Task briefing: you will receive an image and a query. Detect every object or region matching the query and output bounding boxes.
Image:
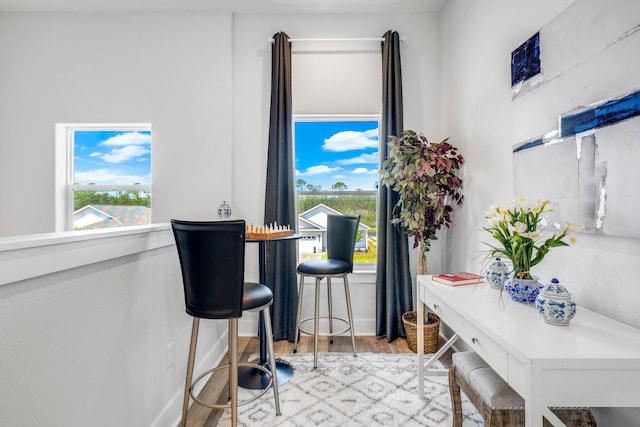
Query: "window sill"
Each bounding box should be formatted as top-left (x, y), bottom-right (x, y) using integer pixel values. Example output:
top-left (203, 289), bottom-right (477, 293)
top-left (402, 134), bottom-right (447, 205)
top-left (0, 223), bottom-right (173, 286)
top-left (349, 267), bottom-right (376, 284)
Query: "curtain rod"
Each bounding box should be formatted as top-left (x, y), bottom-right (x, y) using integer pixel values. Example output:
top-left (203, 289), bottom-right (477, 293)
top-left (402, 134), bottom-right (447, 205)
top-left (268, 36), bottom-right (405, 44)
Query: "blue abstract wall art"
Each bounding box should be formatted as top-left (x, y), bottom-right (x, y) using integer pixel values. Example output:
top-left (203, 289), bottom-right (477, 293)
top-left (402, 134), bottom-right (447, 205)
top-left (560, 89), bottom-right (640, 138)
top-left (511, 0), bottom-right (640, 240)
top-left (511, 32), bottom-right (540, 87)
top-left (513, 130), bottom-right (563, 154)
top-left (513, 86), bottom-right (640, 238)
top-left (513, 137), bottom-right (544, 153)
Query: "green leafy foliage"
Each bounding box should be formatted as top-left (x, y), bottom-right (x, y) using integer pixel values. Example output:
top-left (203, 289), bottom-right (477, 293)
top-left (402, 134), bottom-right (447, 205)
top-left (74, 190), bottom-right (151, 211)
top-left (380, 130), bottom-right (464, 252)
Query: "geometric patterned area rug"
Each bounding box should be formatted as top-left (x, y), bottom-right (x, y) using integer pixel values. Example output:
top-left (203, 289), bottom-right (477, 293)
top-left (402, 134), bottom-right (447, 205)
top-left (217, 352), bottom-right (483, 426)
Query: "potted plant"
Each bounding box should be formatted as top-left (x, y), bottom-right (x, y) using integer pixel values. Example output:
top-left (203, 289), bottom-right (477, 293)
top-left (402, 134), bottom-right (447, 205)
top-left (482, 196), bottom-right (582, 302)
top-left (380, 130), bottom-right (465, 353)
top-left (380, 130), bottom-right (465, 275)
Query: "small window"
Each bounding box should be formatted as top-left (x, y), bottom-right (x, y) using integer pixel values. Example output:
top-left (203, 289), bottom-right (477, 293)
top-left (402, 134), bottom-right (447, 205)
top-left (55, 124), bottom-right (152, 231)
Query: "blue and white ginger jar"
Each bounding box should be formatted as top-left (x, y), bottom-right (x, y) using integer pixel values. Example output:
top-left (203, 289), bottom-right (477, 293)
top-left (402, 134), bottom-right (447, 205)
top-left (504, 276), bottom-right (543, 303)
top-left (535, 278), bottom-right (576, 326)
top-left (485, 257), bottom-right (509, 290)
top-left (217, 201), bottom-right (232, 218)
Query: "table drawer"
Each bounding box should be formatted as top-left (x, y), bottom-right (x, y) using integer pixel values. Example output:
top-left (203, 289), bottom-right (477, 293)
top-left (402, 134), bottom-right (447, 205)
top-left (424, 285), bottom-right (509, 379)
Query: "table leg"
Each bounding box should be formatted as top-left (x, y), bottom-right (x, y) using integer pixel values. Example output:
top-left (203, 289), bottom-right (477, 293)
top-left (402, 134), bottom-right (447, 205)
top-left (418, 288), bottom-right (424, 399)
top-left (238, 240), bottom-right (294, 390)
top-left (418, 282), bottom-right (459, 399)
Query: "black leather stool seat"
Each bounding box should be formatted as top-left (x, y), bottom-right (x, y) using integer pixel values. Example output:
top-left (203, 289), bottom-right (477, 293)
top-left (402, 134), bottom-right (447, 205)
top-left (297, 259), bottom-right (351, 275)
top-left (243, 282), bottom-right (274, 311)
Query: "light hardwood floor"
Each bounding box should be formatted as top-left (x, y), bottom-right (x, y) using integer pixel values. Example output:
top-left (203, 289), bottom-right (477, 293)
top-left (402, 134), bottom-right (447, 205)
top-left (183, 335), bottom-right (415, 426)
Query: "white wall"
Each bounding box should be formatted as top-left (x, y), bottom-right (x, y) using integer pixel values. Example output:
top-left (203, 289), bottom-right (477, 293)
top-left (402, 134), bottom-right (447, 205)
top-left (440, 0), bottom-right (640, 424)
top-left (0, 11), bottom-right (234, 237)
top-left (0, 11), bottom-right (235, 427)
top-left (0, 227), bottom-right (228, 427)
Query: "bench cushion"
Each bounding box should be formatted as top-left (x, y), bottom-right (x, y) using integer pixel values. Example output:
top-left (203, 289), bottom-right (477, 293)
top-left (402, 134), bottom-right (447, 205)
top-left (450, 351), bottom-right (597, 427)
top-left (452, 351), bottom-right (525, 409)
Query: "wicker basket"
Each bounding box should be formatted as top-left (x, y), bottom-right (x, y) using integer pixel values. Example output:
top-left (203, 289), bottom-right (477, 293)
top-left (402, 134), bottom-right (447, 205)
top-left (402, 311), bottom-right (440, 354)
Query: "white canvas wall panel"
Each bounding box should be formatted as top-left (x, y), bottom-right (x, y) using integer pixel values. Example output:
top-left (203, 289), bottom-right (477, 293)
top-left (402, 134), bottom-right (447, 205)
top-left (576, 134), bottom-right (606, 232)
top-left (592, 0), bottom-right (640, 48)
top-left (539, 0), bottom-right (598, 82)
top-left (513, 139), bottom-right (580, 223)
top-left (540, 0), bottom-right (640, 85)
top-left (591, 118), bottom-right (640, 238)
top-left (539, 17), bottom-right (579, 83)
top-left (542, 0), bottom-right (640, 84)
top-left (577, 28), bottom-right (640, 106)
top-left (512, 68), bottom-right (577, 143)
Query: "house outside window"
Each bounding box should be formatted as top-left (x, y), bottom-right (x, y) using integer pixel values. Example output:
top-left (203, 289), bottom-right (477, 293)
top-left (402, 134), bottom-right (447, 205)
top-left (294, 116), bottom-right (379, 267)
top-left (55, 123), bottom-right (152, 232)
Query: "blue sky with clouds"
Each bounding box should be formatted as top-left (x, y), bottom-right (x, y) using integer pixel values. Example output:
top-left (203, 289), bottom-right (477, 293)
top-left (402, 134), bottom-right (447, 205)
top-left (73, 130), bottom-right (151, 185)
top-left (295, 120), bottom-right (379, 191)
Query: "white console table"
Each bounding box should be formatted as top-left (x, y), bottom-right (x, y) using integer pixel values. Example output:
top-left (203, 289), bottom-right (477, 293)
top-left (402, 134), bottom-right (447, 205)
top-left (416, 275), bottom-right (640, 427)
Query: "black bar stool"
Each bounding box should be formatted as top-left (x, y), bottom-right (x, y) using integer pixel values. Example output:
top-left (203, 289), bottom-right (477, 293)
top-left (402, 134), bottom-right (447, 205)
top-left (171, 219), bottom-right (280, 427)
top-left (294, 214), bottom-right (359, 368)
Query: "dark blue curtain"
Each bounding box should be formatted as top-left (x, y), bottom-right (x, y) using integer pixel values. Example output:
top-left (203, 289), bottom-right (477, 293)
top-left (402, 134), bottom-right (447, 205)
top-left (264, 32), bottom-right (298, 341)
top-left (376, 30), bottom-right (413, 342)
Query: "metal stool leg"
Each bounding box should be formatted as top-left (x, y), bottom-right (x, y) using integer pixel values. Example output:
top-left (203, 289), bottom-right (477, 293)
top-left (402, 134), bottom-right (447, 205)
top-left (343, 276), bottom-right (357, 357)
top-left (327, 277), bottom-right (334, 344)
top-left (293, 274), bottom-right (305, 353)
top-left (181, 318), bottom-right (200, 427)
top-left (262, 307), bottom-right (281, 415)
top-left (229, 318), bottom-right (238, 427)
top-left (313, 276), bottom-right (321, 369)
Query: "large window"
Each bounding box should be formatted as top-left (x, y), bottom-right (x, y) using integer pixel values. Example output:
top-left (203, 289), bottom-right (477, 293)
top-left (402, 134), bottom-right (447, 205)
top-left (55, 123), bottom-right (152, 231)
top-left (294, 116), bottom-right (379, 267)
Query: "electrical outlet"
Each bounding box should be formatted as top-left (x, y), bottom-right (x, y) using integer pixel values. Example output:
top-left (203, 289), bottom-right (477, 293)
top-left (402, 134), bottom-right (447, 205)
top-left (166, 341), bottom-right (175, 369)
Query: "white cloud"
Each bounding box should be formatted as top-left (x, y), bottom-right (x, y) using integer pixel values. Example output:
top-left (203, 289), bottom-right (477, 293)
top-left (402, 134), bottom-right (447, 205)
top-left (102, 145), bottom-right (151, 163)
top-left (352, 167), bottom-right (378, 175)
top-left (74, 169), bottom-right (150, 185)
top-left (89, 152), bottom-right (102, 157)
top-left (298, 165), bottom-right (342, 176)
top-left (322, 128), bottom-right (378, 152)
top-left (100, 131), bottom-right (151, 147)
top-left (337, 152), bottom-right (379, 165)
top-left (362, 128), bottom-right (378, 138)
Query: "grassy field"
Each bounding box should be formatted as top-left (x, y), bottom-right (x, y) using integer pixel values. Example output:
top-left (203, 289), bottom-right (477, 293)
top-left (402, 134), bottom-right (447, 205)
top-left (354, 236), bottom-right (377, 263)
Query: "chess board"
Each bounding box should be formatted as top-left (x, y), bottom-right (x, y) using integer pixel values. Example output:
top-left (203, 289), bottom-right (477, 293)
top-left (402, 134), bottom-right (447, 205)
top-left (245, 224), bottom-right (294, 240)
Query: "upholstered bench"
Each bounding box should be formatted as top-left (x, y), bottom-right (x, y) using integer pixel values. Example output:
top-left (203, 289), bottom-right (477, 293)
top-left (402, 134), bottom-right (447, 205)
top-left (449, 351), bottom-right (597, 427)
